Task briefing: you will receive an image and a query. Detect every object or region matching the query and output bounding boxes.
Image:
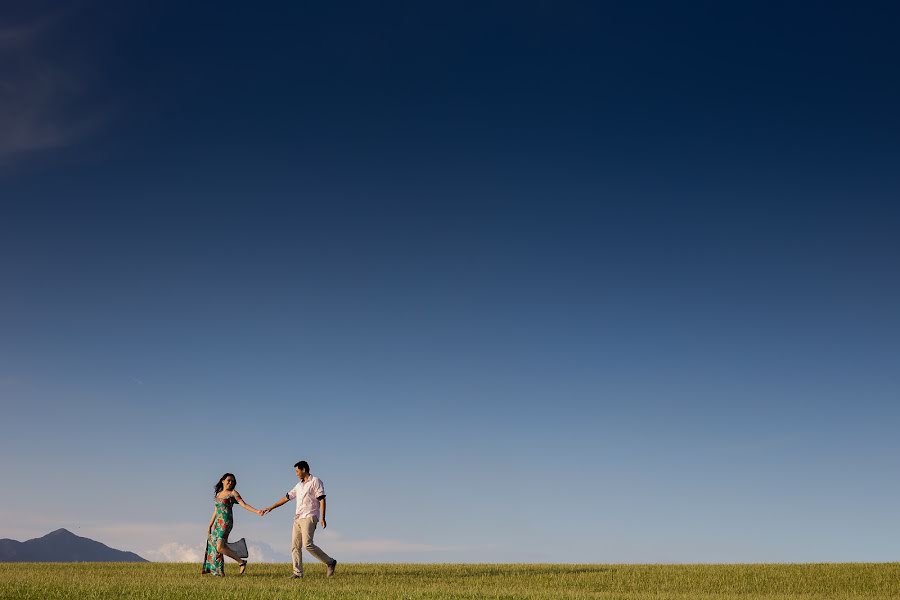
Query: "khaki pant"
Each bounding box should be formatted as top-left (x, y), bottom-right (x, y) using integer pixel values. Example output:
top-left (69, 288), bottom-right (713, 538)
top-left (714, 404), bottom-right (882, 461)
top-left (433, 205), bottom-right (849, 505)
top-left (291, 517), bottom-right (334, 576)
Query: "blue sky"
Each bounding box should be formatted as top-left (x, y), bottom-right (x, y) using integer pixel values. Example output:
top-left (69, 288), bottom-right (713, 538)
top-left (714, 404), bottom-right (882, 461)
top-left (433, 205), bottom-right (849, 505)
top-left (1, 1), bottom-right (899, 563)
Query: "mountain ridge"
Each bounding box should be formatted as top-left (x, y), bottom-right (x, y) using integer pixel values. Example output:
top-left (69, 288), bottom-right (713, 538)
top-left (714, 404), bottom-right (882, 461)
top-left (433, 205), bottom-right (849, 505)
top-left (0, 528), bottom-right (147, 562)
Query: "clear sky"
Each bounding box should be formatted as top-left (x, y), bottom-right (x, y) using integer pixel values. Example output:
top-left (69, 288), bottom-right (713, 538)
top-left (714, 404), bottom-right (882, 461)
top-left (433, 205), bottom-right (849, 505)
top-left (1, 1), bottom-right (899, 563)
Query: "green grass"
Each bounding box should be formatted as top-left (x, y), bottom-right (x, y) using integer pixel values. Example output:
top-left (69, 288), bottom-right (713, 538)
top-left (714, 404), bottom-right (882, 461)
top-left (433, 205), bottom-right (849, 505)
top-left (1, 562), bottom-right (898, 599)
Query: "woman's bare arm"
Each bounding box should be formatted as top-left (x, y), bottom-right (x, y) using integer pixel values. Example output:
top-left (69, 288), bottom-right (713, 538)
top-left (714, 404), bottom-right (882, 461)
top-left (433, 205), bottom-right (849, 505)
top-left (233, 491), bottom-right (264, 515)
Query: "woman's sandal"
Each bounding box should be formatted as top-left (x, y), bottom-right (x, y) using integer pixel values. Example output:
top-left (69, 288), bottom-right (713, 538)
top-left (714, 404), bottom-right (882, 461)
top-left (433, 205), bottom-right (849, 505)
top-left (239, 559), bottom-right (248, 575)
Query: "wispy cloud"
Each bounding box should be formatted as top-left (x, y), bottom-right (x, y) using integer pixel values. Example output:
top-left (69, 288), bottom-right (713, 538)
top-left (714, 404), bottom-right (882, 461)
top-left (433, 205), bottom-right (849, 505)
top-left (144, 542), bottom-right (203, 563)
top-left (0, 512), bottom-right (466, 563)
top-left (143, 540), bottom-right (290, 563)
top-left (140, 534), bottom-right (455, 563)
top-left (0, 20), bottom-right (44, 49)
top-left (326, 531), bottom-right (460, 555)
top-left (247, 541), bottom-right (291, 563)
top-left (0, 10), bottom-right (105, 164)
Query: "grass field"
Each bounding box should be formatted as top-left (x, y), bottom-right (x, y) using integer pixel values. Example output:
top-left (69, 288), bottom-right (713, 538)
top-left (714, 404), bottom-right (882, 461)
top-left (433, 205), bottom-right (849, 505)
top-left (1, 562), bottom-right (898, 599)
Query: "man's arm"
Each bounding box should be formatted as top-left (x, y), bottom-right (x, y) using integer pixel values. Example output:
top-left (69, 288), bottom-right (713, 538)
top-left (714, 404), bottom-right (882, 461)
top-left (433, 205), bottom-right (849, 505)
top-left (319, 497), bottom-right (327, 528)
top-left (263, 496), bottom-right (290, 515)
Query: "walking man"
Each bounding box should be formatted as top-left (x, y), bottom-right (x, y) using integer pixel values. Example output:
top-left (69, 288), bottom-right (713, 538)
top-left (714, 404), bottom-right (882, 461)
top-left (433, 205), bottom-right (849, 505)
top-left (262, 460), bottom-right (337, 578)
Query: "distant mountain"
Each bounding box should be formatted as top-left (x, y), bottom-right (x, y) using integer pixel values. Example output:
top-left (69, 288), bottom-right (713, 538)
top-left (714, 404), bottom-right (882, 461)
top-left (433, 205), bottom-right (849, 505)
top-left (0, 529), bottom-right (147, 562)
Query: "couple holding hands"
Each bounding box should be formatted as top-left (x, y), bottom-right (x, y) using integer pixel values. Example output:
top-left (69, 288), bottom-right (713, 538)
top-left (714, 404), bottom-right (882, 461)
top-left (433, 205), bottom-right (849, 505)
top-left (202, 460), bottom-right (337, 578)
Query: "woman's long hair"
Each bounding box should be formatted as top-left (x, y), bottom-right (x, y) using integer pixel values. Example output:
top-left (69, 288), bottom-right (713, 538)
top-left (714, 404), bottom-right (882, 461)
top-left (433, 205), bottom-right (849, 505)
top-left (214, 473), bottom-right (236, 496)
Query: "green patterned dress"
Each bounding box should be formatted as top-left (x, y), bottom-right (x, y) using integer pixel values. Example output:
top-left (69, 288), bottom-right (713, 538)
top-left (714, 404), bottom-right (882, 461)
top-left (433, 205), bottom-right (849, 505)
top-left (202, 495), bottom-right (235, 575)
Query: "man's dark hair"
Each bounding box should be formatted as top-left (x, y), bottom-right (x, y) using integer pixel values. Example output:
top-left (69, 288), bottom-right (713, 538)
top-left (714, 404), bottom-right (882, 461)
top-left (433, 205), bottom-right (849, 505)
top-left (294, 460), bottom-right (310, 472)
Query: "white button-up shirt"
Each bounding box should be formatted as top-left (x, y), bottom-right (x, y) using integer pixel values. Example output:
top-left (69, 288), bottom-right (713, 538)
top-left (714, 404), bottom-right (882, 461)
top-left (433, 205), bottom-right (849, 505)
top-left (286, 476), bottom-right (326, 520)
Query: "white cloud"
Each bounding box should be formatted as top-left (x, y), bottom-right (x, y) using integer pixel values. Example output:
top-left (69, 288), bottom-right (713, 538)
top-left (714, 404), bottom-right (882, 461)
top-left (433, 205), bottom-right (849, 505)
top-left (247, 541), bottom-right (291, 563)
top-left (142, 540), bottom-right (289, 563)
top-left (138, 531), bottom-right (460, 563)
top-left (0, 512), bottom-right (464, 563)
top-left (144, 542), bottom-right (203, 563)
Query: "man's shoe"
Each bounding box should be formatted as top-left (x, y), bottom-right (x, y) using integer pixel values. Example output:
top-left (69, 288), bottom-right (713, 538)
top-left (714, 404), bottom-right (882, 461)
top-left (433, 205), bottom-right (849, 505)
top-left (290, 574), bottom-right (303, 579)
top-left (326, 560), bottom-right (337, 577)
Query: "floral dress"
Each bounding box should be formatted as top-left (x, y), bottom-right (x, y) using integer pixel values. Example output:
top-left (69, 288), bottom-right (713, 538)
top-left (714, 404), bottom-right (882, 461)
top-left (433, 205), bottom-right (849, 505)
top-left (202, 495), bottom-right (235, 575)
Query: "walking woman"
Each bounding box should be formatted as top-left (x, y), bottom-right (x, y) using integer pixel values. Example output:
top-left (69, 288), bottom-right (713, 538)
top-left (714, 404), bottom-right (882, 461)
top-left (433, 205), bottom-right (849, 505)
top-left (202, 473), bottom-right (264, 576)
